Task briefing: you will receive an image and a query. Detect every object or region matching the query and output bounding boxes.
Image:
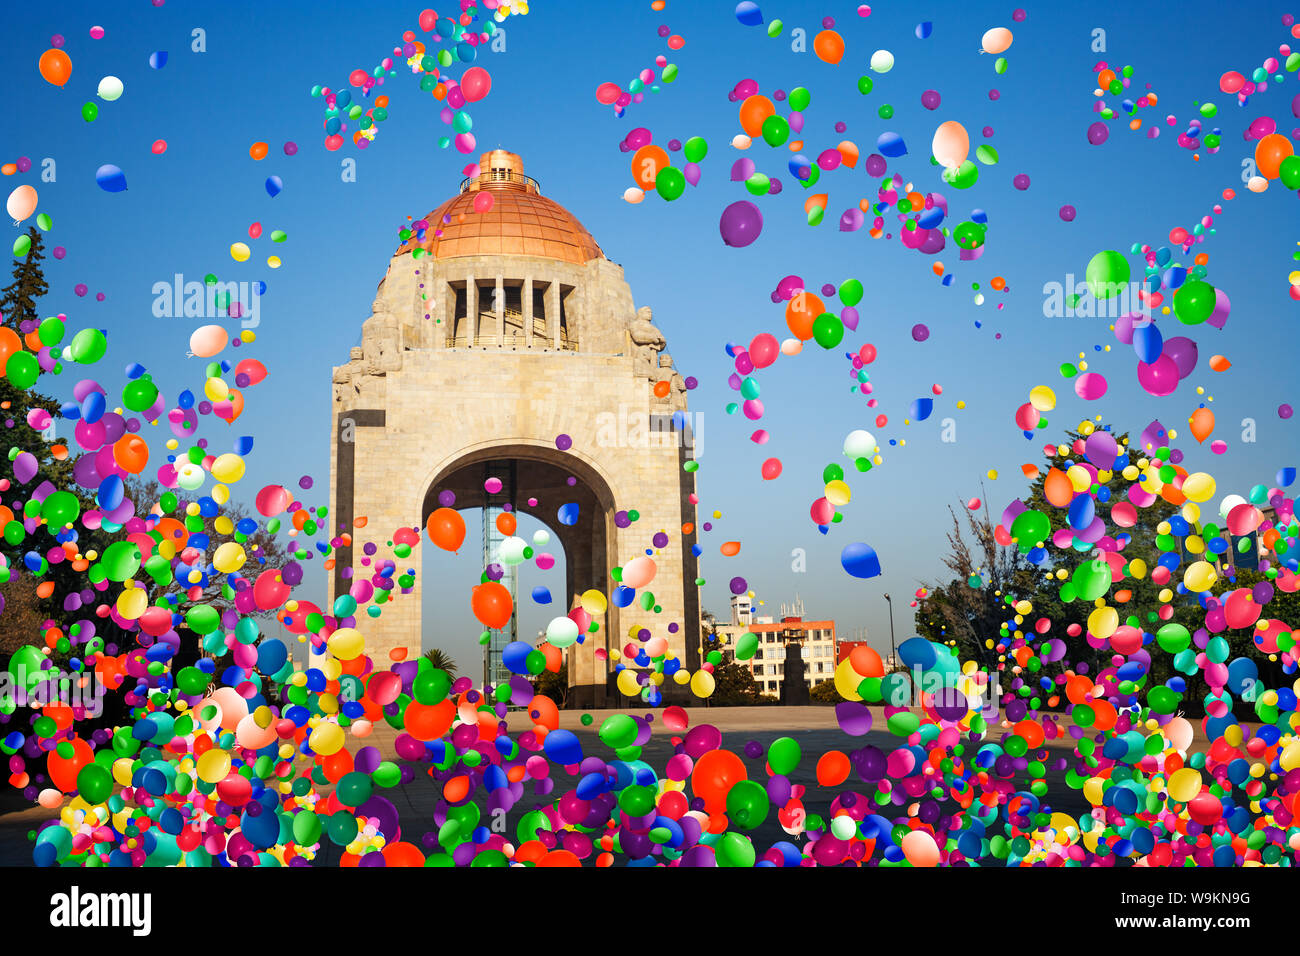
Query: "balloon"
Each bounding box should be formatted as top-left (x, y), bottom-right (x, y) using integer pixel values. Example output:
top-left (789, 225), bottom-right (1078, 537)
top-left (841, 542), bottom-right (882, 578)
top-left (735, 1), bottom-right (763, 26)
top-left (1189, 407), bottom-right (1215, 443)
top-left (738, 95), bottom-right (775, 137)
top-left (1254, 133), bottom-right (1293, 180)
top-left (1172, 280), bottom-right (1216, 325)
top-left (719, 201), bottom-right (763, 247)
top-left (460, 66), bottom-right (491, 102)
top-left (6, 185), bottom-right (37, 223)
top-left (1163, 336), bottom-right (1198, 378)
top-left (981, 27), bottom-right (1013, 54)
top-left (761, 457), bottom-right (782, 480)
top-left (427, 507), bottom-right (466, 552)
top-left (655, 165), bottom-right (686, 201)
top-left (1137, 354), bottom-right (1180, 396)
top-left (95, 165), bottom-right (127, 192)
top-left (931, 121), bottom-right (970, 168)
top-left (471, 582), bottom-right (513, 630)
top-left (265, 176), bottom-right (283, 197)
top-left (96, 76), bottom-right (124, 101)
top-left (1085, 250), bottom-right (1129, 299)
top-left (38, 48), bottom-right (72, 87)
top-left (813, 30), bottom-right (844, 64)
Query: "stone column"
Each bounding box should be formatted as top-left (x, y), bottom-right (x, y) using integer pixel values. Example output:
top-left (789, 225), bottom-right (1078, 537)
top-left (523, 275), bottom-right (534, 349)
top-left (473, 273), bottom-right (483, 348)
top-left (495, 274), bottom-right (504, 347)
top-left (431, 279), bottom-right (445, 348)
top-left (549, 281), bottom-right (561, 350)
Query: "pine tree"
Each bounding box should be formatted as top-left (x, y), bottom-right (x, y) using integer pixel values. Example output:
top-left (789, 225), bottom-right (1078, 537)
top-left (0, 226), bottom-right (73, 491)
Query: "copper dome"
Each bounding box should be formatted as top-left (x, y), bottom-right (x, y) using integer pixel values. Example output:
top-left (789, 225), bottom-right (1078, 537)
top-left (398, 151), bottom-right (605, 265)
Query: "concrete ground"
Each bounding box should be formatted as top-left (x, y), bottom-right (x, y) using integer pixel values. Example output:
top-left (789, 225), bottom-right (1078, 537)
top-left (1, 703), bottom-right (1202, 866)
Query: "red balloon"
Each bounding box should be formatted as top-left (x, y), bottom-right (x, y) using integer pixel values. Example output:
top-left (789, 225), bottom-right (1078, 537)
top-left (690, 748), bottom-right (747, 814)
top-left (418, 8), bottom-right (438, 31)
top-left (460, 66), bottom-right (492, 103)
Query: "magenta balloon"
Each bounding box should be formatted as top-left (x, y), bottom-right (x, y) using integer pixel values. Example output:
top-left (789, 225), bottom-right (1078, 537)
top-left (1293, 92), bottom-right (1300, 118)
top-left (1074, 372), bottom-right (1108, 400)
top-left (1136, 353), bottom-right (1180, 396)
top-left (918, 228), bottom-right (946, 255)
top-left (719, 201), bottom-right (763, 247)
top-left (776, 275), bottom-right (803, 300)
top-left (734, 78), bottom-right (759, 99)
top-left (899, 224), bottom-right (928, 249)
top-left (625, 127), bottom-right (652, 149)
top-left (1163, 336), bottom-right (1199, 378)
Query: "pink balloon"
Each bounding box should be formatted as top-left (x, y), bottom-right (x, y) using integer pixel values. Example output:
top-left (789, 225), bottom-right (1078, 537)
top-left (810, 497), bottom-right (835, 525)
top-left (749, 333), bottom-right (779, 368)
top-left (1073, 372), bottom-right (1108, 400)
top-left (1136, 354), bottom-right (1179, 396)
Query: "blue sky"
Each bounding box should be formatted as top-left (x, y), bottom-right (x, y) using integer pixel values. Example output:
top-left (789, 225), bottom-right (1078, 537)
top-left (4, 1), bottom-right (1298, 674)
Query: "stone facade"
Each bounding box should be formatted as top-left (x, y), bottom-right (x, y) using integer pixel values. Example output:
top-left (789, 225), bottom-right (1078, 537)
top-left (325, 162), bottom-right (700, 707)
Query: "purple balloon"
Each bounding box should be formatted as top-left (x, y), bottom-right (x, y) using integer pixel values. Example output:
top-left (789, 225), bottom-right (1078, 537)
top-left (841, 307), bottom-right (860, 331)
top-left (839, 207), bottom-right (864, 232)
top-left (719, 201), bottom-right (763, 247)
top-left (1087, 122), bottom-right (1109, 145)
top-left (921, 89), bottom-right (941, 110)
top-left (864, 153), bottom-right (887, 177)
top-left (1163, 336), bottom-right (1199, 378)
top-left (683, 162), bottom-right (701, 186)
top-left (1113, 311), bottom-right (1140, 345)
top-left (730, 157), bottom-right (755, 182)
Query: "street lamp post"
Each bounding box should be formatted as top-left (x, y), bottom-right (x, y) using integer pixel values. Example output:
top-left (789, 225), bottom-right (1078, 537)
top-left (883, 593), bottom-right (896, 671)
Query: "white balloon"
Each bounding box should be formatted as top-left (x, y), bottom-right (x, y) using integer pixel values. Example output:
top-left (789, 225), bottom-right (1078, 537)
top-left (498, 535), bottom-right (527, 566)
top-left (843, 429), bottom-right (878, 460)
top-left (869, 49), bottom-right (895, 73)
top-left (532, 528), bottom-right (550, 547)
top-left (545, 616), bottom-right (580, 649)
top-left (780, 337), bottom-right (803, 356)
top-left (97, 75), bottom-right (124, 102)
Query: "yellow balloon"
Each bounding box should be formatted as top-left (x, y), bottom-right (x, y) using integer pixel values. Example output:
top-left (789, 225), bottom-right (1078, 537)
top-left (1167, 766), bottom-right (1202, 803)
top-left (1029, 385), bottom-right (1056, 412)
top-left (230, 242), bottom-right (251, 262)
top-left (327, 627), bottom-right (365, 661)
top-left (1181, 472), bottom-right (1216, 503)
top-left (308, 721), bottom-right (345, 756)
top-left (115, 588), bottom-right (148, 620)
top-left (580, 589), bottom-right (608, 616)
top-left (1082, 776), bottom-right (1105, 806)
top-left (1066, 465), bottom-right (1092, 492)
top-left (1183, 561), bottom-right (1218, 593)
top-left (210, 453), bottom-right (246, 484)
top-left (112, 757), bottom-right (135, 787)
top-left (689, 669), bottom-right (716, 699)
top-left (1087, 605), bottom-right (1118, 640)
top-left (833, 657), bottom-right (865, 701)
top-left (196, 748), bottom-right (231, 784)
top-left (204, 376), bottom-right (229, 402)
top-left (1128, 558), bottom-right (1148, 579)
top-left (616, 668), bottom-right (642, 696)
top-left (212, 542), bottom-right (246, 574)
top-left (673, 669), bottom-right (690, 685)
top-left (824, 479), bottom-right (852, 506)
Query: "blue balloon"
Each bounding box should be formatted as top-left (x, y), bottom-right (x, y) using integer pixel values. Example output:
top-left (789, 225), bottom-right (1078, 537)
top-left (265, 176), bottom-right (283, 197)
top-left (1067, 493), bottom-right (1096, 531)
top-left (234, 436), bottom-right (254, 455)
top-left (1277, 467), bottom-right (1296, 487)
top-left (542, 729), bottom-right (583, 766)
top-left (735, 1), bottom-right (763, 26)
top-left (897, 637), bottom-right (937, 671)
top-left (531, 585), bottom-right (552, 605)
top-left (557, 502), bottom-right (579, 526)
top-left (909, 397), bottom-right (934, 421)
top-left (149, 51), bottom-right (168, 69)
top-left (876, 132), bottom-right (907, 158)
top-left (502, 640), bottom-right (533, 674)
top-left (256, 639), bottom-right (288, 675)
top-left (80, 390), bottom-right (106, 424)
top-left (840, 541), bottom-right (881, 578)
top-left (97, 474), bottom-right (125, 511)
top-left (612, 585), bottom-right (635, 607)
top-left (1132, 322), bottom-right (1163, 364)
top-left (915, 21), bottom-right (933, 39)
top-left (95, 164), bottom-right (128, 192)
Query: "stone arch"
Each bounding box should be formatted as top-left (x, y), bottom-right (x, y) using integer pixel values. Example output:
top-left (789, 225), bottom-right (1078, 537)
top-left (416, 440), bottom-right (624, 707)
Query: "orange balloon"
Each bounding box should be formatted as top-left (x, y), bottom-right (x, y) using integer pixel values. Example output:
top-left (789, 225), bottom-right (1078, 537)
top-left (848, 644), bottom-right (884, 678)
top-left (737, 94), bottom-right (775, 137)
top-left (690, 748), bottom-right (747, 814)
top-left (1254, 133), bottom-right (1293, 180)
top-left (38, 48), bottom-right (73, 87)
top-left (404, 698), bottom-right (455, 741)
top-left (249, 142), bottom-right (269, 160)
top-left (537, 849), bottom-right (582, 867)
top-left (0, 328), bottom-right (21, 373)
top-left (785, 291), bottom-right (824, 341)
top-left (1208, 354), bottom-right (1231, 372)
top-left (1043, 467), bottom-right (1074, 508)
top-left (813, 29), bottom-right (845, 64)
top-left (471, 581), bottom-right (513, 629)
top-left (113, 435), bottom-right (150, 474)
top-left (816, 750), bottom-right (850, 787)
top-left (1189, 407), bottom-right (1215, 444)
top-left (322, 749), bottom-right (354, 782)
top-left (495, 511), bottom-right (516, 536)
top-left (527, 694), bottom-right (559, 731)
top-left (443, 774), bottom-right (471, 802)
top-left (381, 841), bottom-right (426, 867)
top-left (719, 540), bottom-right (741, 556)
top-left (47, 736), bottom-right (94, 793)
top-left (653, 380), bottom-right (671, 398)
top-left (427, 506), bottom-right (466, 551)
top-left (631, 144), bottom-right (670, 189)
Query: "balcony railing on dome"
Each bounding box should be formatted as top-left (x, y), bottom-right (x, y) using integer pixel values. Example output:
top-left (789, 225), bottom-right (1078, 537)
top-left (458, 169), bottom-right (541, 193)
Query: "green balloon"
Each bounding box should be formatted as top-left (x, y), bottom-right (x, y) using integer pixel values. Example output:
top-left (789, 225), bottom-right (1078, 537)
top-left (413, 667), bottom-right (451, 705)
top-left (12, 235), bottom-right (31, 258)
top-left (5, 351), bottom-right (39, 389)
top-left (857, 75), bottom-right (874, 95)
top-left (1172, 279), bottom-right (1215, 325)
top-left (619, 783), bottom-right (657, 816)
top-left (716, 831), bottom-right (756, 867)
top-left (655, 165), bottom-right (686, 201)
top-left (683, 136), bottom-right (708, 163)
top-left (975, 144), bottom-right (999, 165)
top-left (744, 173), bottom-right (771, 196)
top-left (470, 848), bottom-right (509, 866)
top-left (954, 221), bottom-right (986, 249)
top-left (725, 779), bottom-right (770, 830)
top-left (77, 763), bottom-right (113, 804)
top-left (122, 378), bottom-right (159, 412)
top-left (941, 159), bottom-right (979, 189)
top-left (734, 632), bottom-right (758, 660)
top-left (292, 810), bottom-right (322, 846)
top-left (812, 313), bottom-right (844, 349)
top-left (69, 327), bottom-right (108, 364)
top-left (767, 736), bottom-right (802, 775)
top-left (1085, 250), bottom-right (1130, 300)
top-left (37, 316), bottom-right (64, 346)
top-left (799, 162), bottom-right (820, 189)
top-left (185, 602), bottom-right (220, 635)
top-left (1156, 622), bottom-right (1191, 654)
top-left (82, 102), bottom-right (98, 122)
top-left (599, 713), bottom-right (639, 750)
top-left (525, 649), bottom-right (546, 674)
top-left (41, 491), bottom-right (80, 528)
top-left (325, 811), bottom-right (359, 845)
top-left (760, 114), bottom-right (789, 147)
top-left (101, 541), bottom-right (142, 582)
top-left (336, 771), bottom-right (373, 808)
top-left (838, 278), bottom-right (863, 307)
top-left (788, 87), bottom-right (811, 112)
top-left (1009, 510), bottom-right (1050, 550)
top-left (1071, 558), bottom-right (1112, 601)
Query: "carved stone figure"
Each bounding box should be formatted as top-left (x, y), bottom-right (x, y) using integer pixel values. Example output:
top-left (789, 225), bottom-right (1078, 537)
top-left (628, 305), bottom-right (666, 380)
top-left (360, 300), bottom-right (403, 375)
